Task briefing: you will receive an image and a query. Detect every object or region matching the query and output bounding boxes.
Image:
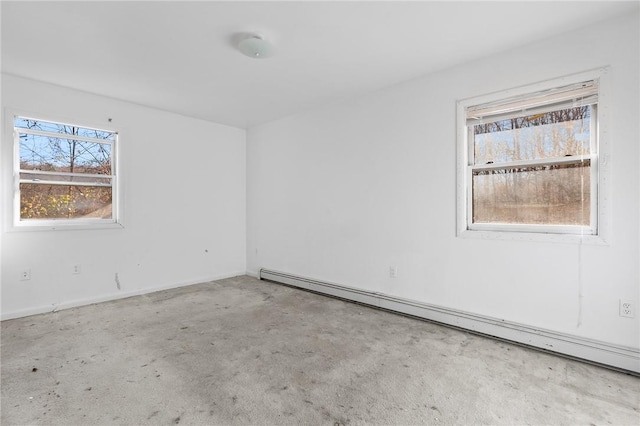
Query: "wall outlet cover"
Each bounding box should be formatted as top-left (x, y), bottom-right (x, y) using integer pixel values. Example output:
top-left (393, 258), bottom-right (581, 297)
top-left (620, 300), bottom-right (634, 318)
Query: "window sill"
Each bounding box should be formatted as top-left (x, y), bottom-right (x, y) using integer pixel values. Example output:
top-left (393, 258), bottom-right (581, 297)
top-left (458, 228), bottom-right (608, 245)
top-left (8, 221), bottom-right (125, 232)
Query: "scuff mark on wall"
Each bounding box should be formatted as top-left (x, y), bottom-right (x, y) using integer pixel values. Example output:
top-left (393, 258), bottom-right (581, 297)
top-left (115, 273), bottom-right (121, 290)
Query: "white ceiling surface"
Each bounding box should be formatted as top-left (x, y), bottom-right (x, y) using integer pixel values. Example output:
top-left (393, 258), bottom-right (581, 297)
top-left (2, 1), bottom-right (638, 129)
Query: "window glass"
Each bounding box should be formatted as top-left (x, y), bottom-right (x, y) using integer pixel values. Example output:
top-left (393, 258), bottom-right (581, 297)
top-left (473, 107), bottom-right (591, 164)
top-left (472, 160), bottom-right (590, 225)
top-left (14, 116), bottom-right (117, 225)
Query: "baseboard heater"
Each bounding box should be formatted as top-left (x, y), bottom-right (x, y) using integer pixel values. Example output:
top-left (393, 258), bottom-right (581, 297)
top-left (259, 268), bottom-right (639, 375)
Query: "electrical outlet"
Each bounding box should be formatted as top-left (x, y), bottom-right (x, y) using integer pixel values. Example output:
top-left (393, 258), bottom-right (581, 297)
top-left (72, 264), bottom-right (81, 275)
top-left (620, 300), bottom-right (634, 318)
top-left (20, 269), bottom-right (31, 281)
top-left (389, 266), bottom-right (398, 278)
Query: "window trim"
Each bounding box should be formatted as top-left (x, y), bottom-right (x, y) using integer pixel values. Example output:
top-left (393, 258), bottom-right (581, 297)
top-left (456, 68), bottom-right (610, 244)
top-left (7, 109), bottom-right (123, 231)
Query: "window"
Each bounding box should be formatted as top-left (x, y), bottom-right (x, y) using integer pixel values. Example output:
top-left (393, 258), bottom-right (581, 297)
top-left (13, 115), bottom-right (119, 228)
top-left (457, 69), bottom-right (609, 241)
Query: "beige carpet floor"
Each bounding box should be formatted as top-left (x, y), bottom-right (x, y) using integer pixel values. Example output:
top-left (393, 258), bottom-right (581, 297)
top-left (2, 275), bottom-right (638, 425)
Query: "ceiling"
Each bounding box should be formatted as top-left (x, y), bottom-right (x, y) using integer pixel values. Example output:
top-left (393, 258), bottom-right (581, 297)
top-left (2, 1), bottom-right (637, 129)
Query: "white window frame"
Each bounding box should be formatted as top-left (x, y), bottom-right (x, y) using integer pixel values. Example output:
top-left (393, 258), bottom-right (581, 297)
top-left (456, 68), bottom-right (610, 244)
top-left (8, 110), bottom-right (123, 231)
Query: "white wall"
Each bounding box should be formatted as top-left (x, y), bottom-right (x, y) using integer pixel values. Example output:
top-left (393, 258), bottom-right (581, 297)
top-left (1, 75), bottom-right (246, 319)
top-left (247, 13), bottom-right (639, 349)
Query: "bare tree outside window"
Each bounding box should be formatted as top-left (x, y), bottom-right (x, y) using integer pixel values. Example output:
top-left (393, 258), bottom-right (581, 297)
top-left (15, 117), bottom-right (116, 222)
top-left (471, 107), bottom-right (592, 226)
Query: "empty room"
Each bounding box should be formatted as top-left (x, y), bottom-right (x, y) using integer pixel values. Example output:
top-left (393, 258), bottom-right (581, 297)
top-left (1, 1), bottom-right (639, 425)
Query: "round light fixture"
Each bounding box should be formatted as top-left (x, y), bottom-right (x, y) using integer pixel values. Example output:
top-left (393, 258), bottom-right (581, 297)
top-left (237, 33), bottom-right (274, 59)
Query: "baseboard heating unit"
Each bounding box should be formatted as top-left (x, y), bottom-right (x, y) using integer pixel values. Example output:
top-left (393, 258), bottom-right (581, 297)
top-left (259, 268), bottom-right (639, 375)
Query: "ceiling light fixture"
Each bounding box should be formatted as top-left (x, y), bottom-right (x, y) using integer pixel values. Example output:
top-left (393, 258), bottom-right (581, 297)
top-left (237, 33), bottom-right (274, 59)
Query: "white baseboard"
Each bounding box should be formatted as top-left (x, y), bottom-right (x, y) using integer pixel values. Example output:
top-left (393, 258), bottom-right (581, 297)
top-left (259, 268), bottom-right (640, 374)
top-left (1, 271), bottom-right (246, 321)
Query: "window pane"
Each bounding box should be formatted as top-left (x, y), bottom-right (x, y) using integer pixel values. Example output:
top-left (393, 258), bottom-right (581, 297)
top-left (474, 106), bottom-right (591, 164)
top-left (19, 133), bottom-right (112, 175)
top-left (20, 184), bottom-right (112, 220)
top-left (472, 161), bottom-right (590, 226)
top-left (15, 118), bottom-right (115, 140)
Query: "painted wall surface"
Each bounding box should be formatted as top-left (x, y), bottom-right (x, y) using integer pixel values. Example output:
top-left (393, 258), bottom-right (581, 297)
top-left (1, 75), bottom-right (246, 319)
top-left (247, 13), bottom-right (639, 348)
